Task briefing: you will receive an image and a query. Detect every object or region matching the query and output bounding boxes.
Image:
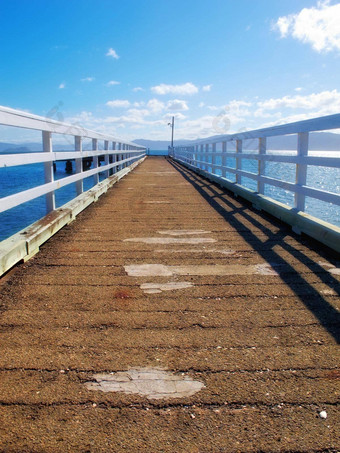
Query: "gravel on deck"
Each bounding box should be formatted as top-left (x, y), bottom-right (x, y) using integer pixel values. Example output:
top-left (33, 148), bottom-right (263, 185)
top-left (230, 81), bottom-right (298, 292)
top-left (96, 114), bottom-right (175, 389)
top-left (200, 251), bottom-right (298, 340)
top-left (0, 156), bottom-right (339, 452)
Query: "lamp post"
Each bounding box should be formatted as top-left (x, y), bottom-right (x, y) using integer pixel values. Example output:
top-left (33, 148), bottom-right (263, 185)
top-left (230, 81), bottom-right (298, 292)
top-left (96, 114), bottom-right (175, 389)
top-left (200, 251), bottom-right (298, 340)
top-left (168, 116), bottom-right (174, 148)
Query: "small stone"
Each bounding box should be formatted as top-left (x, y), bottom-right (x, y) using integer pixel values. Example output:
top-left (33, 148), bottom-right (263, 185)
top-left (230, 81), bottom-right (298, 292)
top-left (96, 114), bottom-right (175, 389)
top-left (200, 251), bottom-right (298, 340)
top-left (319, 411), bottom-right (327, 419)
top-left (190, 413), bottom-right (196, 419)
top-left (92, 403), bottom-right (97, 408)
top-left (59, 370), bottom-right (65, 374)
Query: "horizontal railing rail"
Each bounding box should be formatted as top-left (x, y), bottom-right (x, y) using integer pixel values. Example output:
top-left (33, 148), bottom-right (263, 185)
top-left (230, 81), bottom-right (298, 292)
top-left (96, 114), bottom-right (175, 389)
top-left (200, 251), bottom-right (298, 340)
top-left (170, 113), bottom-right (340, 252)
top-left (0, 105), bottom-right (146, 274)
top-left (0, 105), bottom-right (146, 215)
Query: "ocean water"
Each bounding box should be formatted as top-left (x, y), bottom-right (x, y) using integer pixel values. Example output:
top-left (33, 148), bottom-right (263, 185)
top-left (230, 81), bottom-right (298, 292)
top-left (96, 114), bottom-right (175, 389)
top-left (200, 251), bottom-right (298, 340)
top-left (0, 151), bottom-right (339, 241)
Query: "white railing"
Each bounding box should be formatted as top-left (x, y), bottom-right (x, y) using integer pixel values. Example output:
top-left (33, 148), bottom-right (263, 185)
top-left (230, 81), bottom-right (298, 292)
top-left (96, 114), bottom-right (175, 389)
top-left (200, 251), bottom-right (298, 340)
top-left (0, 105), bottom-right (146, 215)
top-left (170, 113), bottom-right (340, 252)
top-left (0, 106), bottom-right (146, 275)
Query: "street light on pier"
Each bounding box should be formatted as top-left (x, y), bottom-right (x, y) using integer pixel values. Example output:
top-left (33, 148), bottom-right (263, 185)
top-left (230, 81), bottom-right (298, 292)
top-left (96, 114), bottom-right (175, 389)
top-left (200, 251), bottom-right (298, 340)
top-left (168, 116), bottom-right (174, 149)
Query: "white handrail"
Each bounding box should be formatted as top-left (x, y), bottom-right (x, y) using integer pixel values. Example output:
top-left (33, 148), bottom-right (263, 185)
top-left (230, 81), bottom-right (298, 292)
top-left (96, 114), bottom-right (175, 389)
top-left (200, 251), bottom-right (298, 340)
top-left (0, 105), bottom-right (146, 217)
top-left (170, 113), bottom-right (340, 252)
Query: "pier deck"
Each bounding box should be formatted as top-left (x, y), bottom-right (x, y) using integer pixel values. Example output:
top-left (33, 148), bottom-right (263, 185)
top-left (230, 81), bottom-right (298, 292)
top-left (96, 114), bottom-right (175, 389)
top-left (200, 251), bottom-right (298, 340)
top-left (0, 156), bottom-right (339, 452)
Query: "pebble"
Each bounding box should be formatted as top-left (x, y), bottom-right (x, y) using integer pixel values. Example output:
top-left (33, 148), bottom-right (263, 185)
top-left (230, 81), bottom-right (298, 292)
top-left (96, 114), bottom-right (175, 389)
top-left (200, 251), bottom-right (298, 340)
top-left (319, 411), bottom-right (327, 419)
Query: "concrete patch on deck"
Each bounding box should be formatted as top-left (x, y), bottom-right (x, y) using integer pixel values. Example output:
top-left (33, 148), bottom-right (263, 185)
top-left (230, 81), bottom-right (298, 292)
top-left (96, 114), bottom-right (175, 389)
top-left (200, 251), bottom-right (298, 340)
top-left (143, 201), bottom-right (171, 204)
top-left (318, 261), bottom-right (340, 275)
top-left (140, 282), bottom-right (193, 294)
top-left (255, 263), bottom-right (280, 276)
top-left (125, 264), bottom-right (173, 277)
top-left (124, 237), bottom-right (217, 245)
top-left (84, 368), bottom-right (204, 400)
top-left (125, 263), bottom-right (280, 277)
top-left (154, 248), bottom-right (235, 255)
top-left (157, 230), bottom-right (210, 236)
top-left (134, 171), bottom-right (177, 175)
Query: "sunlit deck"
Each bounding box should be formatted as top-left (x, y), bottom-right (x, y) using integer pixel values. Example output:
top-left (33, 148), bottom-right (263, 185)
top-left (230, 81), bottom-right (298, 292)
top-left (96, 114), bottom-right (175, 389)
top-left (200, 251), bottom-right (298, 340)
top-left (0, 156), bottom-right (339, 452)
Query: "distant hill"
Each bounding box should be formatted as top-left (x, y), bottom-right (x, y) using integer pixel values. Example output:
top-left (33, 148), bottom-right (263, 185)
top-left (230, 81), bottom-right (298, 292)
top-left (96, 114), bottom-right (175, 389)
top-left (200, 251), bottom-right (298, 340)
top-left (133, 139), bottom-right (192, 151)
top-left (134, 131), bottom-right (340, 151)
top-left (1, 131), bottom-right (339, 154)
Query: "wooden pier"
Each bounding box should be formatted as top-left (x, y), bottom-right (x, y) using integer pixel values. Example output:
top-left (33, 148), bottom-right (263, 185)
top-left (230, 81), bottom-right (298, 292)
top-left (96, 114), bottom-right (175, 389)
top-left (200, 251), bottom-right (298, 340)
top-left (0, 156), bottom-right (339, 452)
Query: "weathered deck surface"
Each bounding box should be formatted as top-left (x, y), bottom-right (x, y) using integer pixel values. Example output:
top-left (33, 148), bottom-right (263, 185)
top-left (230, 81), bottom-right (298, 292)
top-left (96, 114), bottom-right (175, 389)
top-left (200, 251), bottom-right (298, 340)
top-left (0, 156), bottom-right (339, 452)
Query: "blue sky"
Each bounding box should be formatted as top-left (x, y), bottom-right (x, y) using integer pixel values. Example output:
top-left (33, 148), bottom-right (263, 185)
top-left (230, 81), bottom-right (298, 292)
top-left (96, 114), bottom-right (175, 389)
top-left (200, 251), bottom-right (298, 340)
top-left (1, 0), bottom-right (340, 142)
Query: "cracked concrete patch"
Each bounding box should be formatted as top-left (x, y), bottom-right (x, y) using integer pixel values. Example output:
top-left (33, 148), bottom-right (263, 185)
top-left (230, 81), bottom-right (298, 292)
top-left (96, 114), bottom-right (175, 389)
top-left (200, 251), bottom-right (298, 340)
top-left (254, 263), bottom-right (280, 276)
top-left (329, 267), bottom-right (340, 275)
top-left (85, 368), bottom-right (204, 400)
top-left (140, 282), bottom-right (193, 294)
top-left (143, 201), bottom-right (171, 204)
top-left (318, 261), bottom-right (340, 275)
top-left (125, 264), bottom-right (173, 277)
top-left (125, 263), bottom-right (280, 277)
top-left (154, 248), bottom-right (235, 255)
top-left (157, 230), bottom-right (210, 236)
top-left (134, 171), bottom-right (177, 175)
top-left (123, 237), bottom-right (217, 245)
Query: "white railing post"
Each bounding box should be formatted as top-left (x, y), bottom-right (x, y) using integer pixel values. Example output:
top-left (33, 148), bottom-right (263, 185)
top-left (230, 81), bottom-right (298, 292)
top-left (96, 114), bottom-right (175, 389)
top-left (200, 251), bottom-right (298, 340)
top-left (222, 141), bottom-right (227, 178)
top-left (112, 142), bottom-right (116, 174)
top-left (258, 137), bottom-right (266, 194)
top-left (118, 143), bottom-right (122, 170)
top-left (205, 144), bottom-right (209, 171)
top-left (42, 131), bottom-right (56, 213)
top-left (75, 136), bottom-right (83, 195)
top-left (123, 144), bottom-right (127, 168)
top-left (212, 143), bottom-right (216, 174)
top-left (295, 132), bottom-right (309, 212)
top-left (200, 144), bottom-right (204, 169)
top-left (92, 139), bottom-right (99, 185)
top-left (236, 139), bottom-right (242, 184)
top-left (104, 140), bottom-right (109, 178)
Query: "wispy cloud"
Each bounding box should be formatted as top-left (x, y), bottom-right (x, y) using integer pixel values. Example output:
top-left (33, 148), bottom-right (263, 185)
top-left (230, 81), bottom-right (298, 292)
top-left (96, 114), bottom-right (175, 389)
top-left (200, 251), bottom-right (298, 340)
top-left (106, 48), bottom-right (120, 59)
top-left (151, 82), bottom-right (198, 95)
top-left (273, 1), bottom-right (340, 52)
top-left (133, 87), bottom-right (144, 92)
top-left (147, 98), bottom-right (165, 113)
top-left (167, 99), bottom-right (189, 111)
top-left (256, 89), bottom-right (340, 112)
top-left (106, 99), bottom-right (130, 108)
top-left (202, 84), bottom-right (212, 92)
top-left (81, 77), bottom-right (95, 82)
top-left (58, 83), bottom-right (65, 89)
top-left (106, 80), bottom-right (121, 86)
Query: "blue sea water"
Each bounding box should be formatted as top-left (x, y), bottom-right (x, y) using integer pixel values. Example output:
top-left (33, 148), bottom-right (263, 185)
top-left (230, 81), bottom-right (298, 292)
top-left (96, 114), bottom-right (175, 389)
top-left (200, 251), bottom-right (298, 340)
top-left (0, 151), bottom-right (339, 241)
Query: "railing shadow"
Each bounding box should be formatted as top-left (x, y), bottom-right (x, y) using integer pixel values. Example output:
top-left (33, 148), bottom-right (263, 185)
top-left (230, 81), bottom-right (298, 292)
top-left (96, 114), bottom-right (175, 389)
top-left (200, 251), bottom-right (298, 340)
top-left (168, 158), bottom-right (340, 344)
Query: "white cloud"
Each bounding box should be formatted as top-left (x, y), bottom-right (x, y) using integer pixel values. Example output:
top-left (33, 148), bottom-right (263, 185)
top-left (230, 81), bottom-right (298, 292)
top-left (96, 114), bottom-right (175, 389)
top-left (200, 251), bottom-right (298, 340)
top-left (256, 89), bottom-right (340, 113)
top-left (106, 48), bottom-right (120, 59)
top-left (133, 101), bottom-right (145, 107)
top-left (147, 98), bottom-right (165, 112)
top-left (133, 87), bottom-right (144, 92)
top-left (166, 99), bottom-right (189, 111)
top-left (81, 77), bottom-right (95, 82)
top-left (106, 80), bottom-right (120, 86)
top-left (202, 84), bottom-right (212, 92)
top-left (295, 87), bottom-right (303, 92)
top-left (151, 82), bottom-right (199, 95)
top-left (106, 99), bottom-right (131, 108)
top-left (273, 1), bottom-right (340, 52)
top-left (163, 112), bottom-right (187, 121)
top-left (59, 87), bottom-right (340, 142)
top-left (199, 102), bottom-right (205, 108)
top-left (58, 83), bottom-right (65, 89)
top-left (207, 105), bottom-right (220, 111)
